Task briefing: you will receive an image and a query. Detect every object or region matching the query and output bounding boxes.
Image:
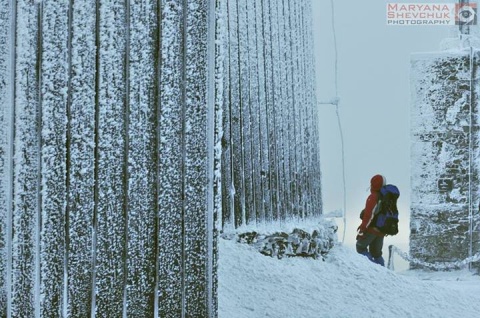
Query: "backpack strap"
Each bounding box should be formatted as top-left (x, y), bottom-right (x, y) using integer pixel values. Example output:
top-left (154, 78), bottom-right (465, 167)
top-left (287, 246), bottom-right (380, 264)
top-left (373, 190), bottom-right (383, 216)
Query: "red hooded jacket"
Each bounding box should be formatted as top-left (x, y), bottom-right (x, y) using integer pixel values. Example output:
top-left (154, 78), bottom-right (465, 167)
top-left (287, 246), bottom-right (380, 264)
top-left (358, 174), bottom-right (386, 237)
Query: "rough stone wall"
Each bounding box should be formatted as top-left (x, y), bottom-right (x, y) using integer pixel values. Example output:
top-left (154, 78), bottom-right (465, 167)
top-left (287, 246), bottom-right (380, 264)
top-left (410, 51), bottom-right (480, 267)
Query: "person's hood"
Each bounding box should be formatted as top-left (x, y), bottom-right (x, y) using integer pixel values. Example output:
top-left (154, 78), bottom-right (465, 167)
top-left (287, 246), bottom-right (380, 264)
top-left (370, 174), bottom-right (386, 192)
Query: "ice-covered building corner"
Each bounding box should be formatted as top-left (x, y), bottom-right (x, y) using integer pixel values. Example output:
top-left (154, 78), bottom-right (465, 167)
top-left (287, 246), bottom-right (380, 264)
top-left (410, 1), bottom-right (480, 269)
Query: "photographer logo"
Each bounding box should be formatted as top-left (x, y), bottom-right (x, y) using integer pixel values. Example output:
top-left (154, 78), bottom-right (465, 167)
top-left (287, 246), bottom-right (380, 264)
top-left (456, 3), bottom-right (477, 25)
top-left (387, 3), bottom-right (477, 26)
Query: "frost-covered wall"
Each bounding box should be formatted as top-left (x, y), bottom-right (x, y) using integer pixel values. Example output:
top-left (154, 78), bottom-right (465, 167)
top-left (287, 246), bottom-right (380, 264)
top-left (0, 0), bottom-right (321, 317)
top-left (0, 0), bottom-right (218, 317)
top-left (410, 51), bottom-right (480, 266)
top-left (219, 0), bottom-right (322, 230)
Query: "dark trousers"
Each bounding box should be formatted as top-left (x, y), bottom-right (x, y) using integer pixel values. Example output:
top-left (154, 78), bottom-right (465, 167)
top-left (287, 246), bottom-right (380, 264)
top-left (356, 232), bottom-right (384, 259)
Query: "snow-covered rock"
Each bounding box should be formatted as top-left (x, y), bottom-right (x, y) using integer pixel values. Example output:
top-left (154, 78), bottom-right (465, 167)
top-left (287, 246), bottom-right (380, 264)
top-left (232, 220), bottom-right (337, 260)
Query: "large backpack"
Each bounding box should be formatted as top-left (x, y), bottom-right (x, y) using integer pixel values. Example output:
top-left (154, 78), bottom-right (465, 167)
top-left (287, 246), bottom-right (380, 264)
top-left (374, 184), bottom-right (400, 235)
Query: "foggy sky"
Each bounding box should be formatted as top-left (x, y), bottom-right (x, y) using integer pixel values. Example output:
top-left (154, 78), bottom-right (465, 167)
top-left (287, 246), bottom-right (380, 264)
top-left (312, 0), bottom-right (457, 255)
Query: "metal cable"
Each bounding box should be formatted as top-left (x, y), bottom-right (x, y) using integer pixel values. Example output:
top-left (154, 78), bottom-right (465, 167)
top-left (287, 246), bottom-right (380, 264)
top-left (388, 245), bottom-right (480, 271)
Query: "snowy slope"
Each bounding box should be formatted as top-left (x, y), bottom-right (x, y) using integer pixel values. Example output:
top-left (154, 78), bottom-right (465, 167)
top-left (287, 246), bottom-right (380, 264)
top-left (219, 239), bottom-right (480, 318)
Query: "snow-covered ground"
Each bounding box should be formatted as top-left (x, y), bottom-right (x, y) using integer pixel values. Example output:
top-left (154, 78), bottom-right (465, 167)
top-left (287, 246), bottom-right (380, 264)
top-left (219, 238), bottom-right (480, 318)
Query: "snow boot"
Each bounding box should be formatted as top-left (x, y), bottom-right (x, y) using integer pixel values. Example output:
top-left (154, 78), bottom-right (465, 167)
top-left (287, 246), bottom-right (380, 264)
top-left (373, 256), bottom-right (385, 267)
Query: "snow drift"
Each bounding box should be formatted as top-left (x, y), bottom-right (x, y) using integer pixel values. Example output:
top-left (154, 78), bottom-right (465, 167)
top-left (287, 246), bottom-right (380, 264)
top-left (219, 238), bottom-right (480, 318)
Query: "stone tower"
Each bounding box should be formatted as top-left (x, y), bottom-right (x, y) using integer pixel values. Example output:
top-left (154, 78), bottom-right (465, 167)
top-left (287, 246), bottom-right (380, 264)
top-left (410, 41), bottom-right (480, 266)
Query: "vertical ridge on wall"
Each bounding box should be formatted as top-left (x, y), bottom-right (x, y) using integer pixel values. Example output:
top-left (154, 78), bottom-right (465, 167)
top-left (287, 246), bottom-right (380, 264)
top-left (181, 12), bottom-right (187, 313)
top-left (305, 0), bottom-right (322, 214)
top-left (299, 0), bottom-right (310, 217)
top-left (255, 0), bottom-right (269, 224)
top-left (229, 0), bottom-right (244, 228)
top-left (302, 0), bottom-right (315, 215)
top-left (297, 0), bottom-right (309, 217)
top-left (64, 0), bottom-right (73, 315)
top-left (282, 0), bottom-right (293, 220)
top-left (125, 0), bottom-right (157, 316)
top-left (0, 0), bottom-right (13, 316)
top-left (158, 0), bottom-right (184, 316)
top-left (36, 3), bottom-right (43, 317)
top-left (274, 0), bottom-right (285, 220)
top-left (95, 0), bottom-right (127, 315)
top-left (238, 0), bottom-right (254, 225)
top-left (263, 0), bottom-right (278, 223)
top-left (271, 0), bottom-right (283, 222)
top-left (91, 0), bottom-right (101, 314)
top-left (254, 0), bottom-right (271, 222)
top-left (280, 0), bottom-right (290, 220)
top-left (11, 1), bottom-right (40, 316)
top-left (123, 0), bottom-right (130, 314)
top-left (153, 1), bottom-right (161, 314)
top-left (291, 0), bottom-right (301, 218)
top-left (246, 0), bottom-right (262, 225)
top-left (271, 0), bottom-right (289, 222)
top-left (308, 0), bottom-right (322, 216)
top-left (67, 0), bottom-right (96, 315)
top-left (65, 0), bottom-right (73, 315)
top-left (289, 0), bottom-right (301, 219)
top-left (6, 1), bottom-right (15, 315)
top-left (39, 0), bottom-right (69, 316)
top-left (220, 0), bottom-right (233, 230)
top-left (212, 0), bottom-right (224, 314)
top-left (300, 0), bottom-right (312, 217)
top-left (283, 0), bottom-right (296, 219)
top-left (184, 0), bottom-right (212, 315)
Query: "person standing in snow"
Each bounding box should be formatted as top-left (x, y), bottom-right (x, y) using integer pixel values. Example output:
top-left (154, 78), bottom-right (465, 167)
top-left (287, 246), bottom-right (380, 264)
top-left (356, 174), bottom-right (386, 266)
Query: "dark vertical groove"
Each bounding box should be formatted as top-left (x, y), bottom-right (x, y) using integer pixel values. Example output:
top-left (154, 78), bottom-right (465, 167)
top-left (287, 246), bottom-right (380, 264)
top-left (300, 0), bottom-right (312, 217)
top-left (207, 0), bottom-right (216, 314)
top-left (280, 0), bottom-right (290, 221)
top-left (226, 0), bottom-right (233, 228)
top-left (261, 0), bottom-right (275, 222)
top-left (227, 0), bottom-right (234, 228)
top-left (254, 0), bottom-right (266, 223)
top-left (260, 0), bottom-right (272, 223)
top-left (269, 0), bottom-right (280, 221)
top-left (254, 0), bottom-right (261, 223)
top-left (244, 0), bottom-right (255, 225)
top-left (235, 0), bottom-right (245, 227)
top-left (35, 3), bottom-right (43, 316)
top-left (91, 0), bottom-right (101, 315)
top-left (64, 0), bottom-right (74, 315)
top-left (181, 0), bottom-right (187, 316)
top-left (153, 0), bottom-right (162, 315)
top-left (122, 0), bottom-right (130, 316)
top-left (276, 0), bottom-right (284, 220)
top-left (287, 0), bottom-right (298, 219)
top-left (295, 0), bottom-right (306, 218)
